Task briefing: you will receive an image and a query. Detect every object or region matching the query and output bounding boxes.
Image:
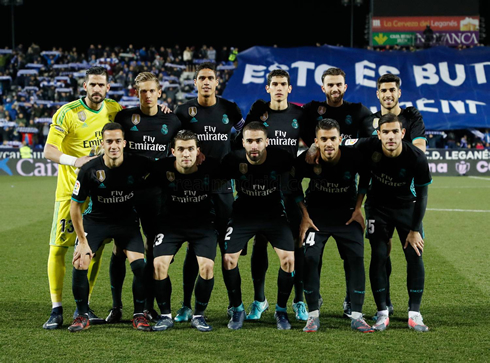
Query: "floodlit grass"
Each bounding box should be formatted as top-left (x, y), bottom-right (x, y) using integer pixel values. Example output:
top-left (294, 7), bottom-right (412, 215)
top-left (0, 176), bottom-right (489, 362)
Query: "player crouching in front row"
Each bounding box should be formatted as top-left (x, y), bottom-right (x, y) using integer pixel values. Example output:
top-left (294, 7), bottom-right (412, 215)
top-left (69, 123), bottom-right (153, 332)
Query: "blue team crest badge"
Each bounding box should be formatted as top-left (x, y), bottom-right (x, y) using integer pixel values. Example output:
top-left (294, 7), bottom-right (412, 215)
top-left (203, 176), bottom-right (209, 186)
top-left (270, 170), bottom-right (277, 180)
top-left (292, 119), bottom-right (298, 129)
top-left (313, 165), bottom-right (322, 175)
top-left (239, 163), bottom-right (248, 174)
top-left (399, 168), bottom-right (407, 178)
top-left (161, 124), bottom-right (168, 135)
top-left (373, 118), bottom-right (380, 130)
top-left (132, 114), bottom-right (141, 125)
top-left (317, 106), bottom-right (326, 116)
top-left (260, 112), bottom-right (269, 122)
top-left (188, 107), bottom-right (197, 117)
top-left (222, 114), bottom-right (229, 124)
top-left (345, 115), bottom-right (353, 125)
top-left (166, 171), bottom-right (175, 182)
top-left (96, 170), bottom-right (106, 182)
top-left (127, 175), bottom-right (134, 185)
top-left (78, 111), bottom-right (87, 122)
top-left (344, 171), bottom-right (352, 180)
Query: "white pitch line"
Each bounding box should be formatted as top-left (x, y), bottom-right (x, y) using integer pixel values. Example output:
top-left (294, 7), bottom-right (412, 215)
top-left (427, 208), bottom-right (490, 213)
top-left (468, 176), bottom-right (490, 181)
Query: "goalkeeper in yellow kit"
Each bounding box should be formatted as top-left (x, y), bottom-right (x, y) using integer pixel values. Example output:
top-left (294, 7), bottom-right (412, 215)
top-left (43, 66), bottom-right (122, 329)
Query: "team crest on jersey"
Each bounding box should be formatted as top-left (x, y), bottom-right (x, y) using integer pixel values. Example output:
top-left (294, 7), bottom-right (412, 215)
top-left (344, 138), bottom-right (358, 146)
top-left (161, 124), bottom-right (168, 135)
top-left (313, 165), bottom-right (322, 175)
top-left (373, 118), bottom-right (380, 130)
top-left (317, 106), bottom-right (326, 116)
top-left (96, 170), bottom-right (106, 182)
top-left (132, 114), bottom-right (141, 125)
top-left (372, 152), bottom-right (382, 163)
top-left (127, 175), bottom-right (134, 185)
top-left (73, 180), bottom-right (80, 195)
top-left (239, 163), bottom-right (248, 174)
top-left (222, 114), bottom-right (229, 125)
top-left (399, 168), bottom-right (407, 178)
top-left (78, 111), bottom-right (87, 122)
top-left (260, 112), bottom-right (269, 122)
top-left (292, 119), bottom-right (298, 129)
top-left (344, 171), bottom-right (352, 180)
top-left (166, 171), bottom-right (175, 182)
top-left (188, 107), bottom-right (198, 117)
top-left (345, 115), bottom-right (352, 125)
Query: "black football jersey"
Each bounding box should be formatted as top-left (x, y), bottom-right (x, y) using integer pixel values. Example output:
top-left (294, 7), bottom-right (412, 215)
top-left (301, 100), bottom-right (373, 146)
top-left (220, 148), bottom-right (294, 217)
top-left (245, 100), bottom-right (306, 157)
top-left (346, 137), bottom-right (432, 207)
top-left (175, 97), bottom-right (244, 161)
top-left (115, 107), bottom-right (182, 160)
top-left (362, 107), bottom-right (426, 143)
top-left (72, 153), bottom-right (152, 222)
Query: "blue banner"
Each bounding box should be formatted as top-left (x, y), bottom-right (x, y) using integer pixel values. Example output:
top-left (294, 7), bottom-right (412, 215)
top-left (222, 45), bottom-right (490, 131)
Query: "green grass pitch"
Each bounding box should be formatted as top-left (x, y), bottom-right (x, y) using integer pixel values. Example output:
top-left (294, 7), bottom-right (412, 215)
top-left (0, 176), bottom-right (489, 362)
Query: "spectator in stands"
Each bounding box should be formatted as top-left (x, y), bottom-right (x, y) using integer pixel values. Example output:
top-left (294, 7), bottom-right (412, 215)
top-left (15, 112), bottom-right (27, 126)
top-left (207, 46), bottom-right (216, 62)
top-left (183, 46), bottom-right (194, 67)
top-left (459, 134), bottom-right (468, 148)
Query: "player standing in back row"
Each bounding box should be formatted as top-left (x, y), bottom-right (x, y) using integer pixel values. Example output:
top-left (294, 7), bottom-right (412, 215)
top-left (106, 72), bottom-right (182, 324)
top-left (173, 62), bottom-right (244, 321)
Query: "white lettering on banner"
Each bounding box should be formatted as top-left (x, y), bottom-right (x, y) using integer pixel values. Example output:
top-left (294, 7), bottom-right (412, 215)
top-left (477, 161), bottom-right (490, 173)
top-left (371, 98), bottom-right (486, 115)
top-left (291, 61), bottom-right (315, 87)
top-left (414, 64), bottom-right (439, 86)
top-left (439, 62), bottom-right (466, 86)
top-left (355, 60), bottom-right (377, 88)
top-left (314, 64), bottom-right (336, 86)
top-left (16, 159), bottom-right (59, 176)
top-left (243, 64), bottom-right (267, 84)
top-left (472, 62), bottom-right (490, 84)
top-left (445, 150), bottom-right (490, 160)
top-left (428, 163), bottom-right (448, 173)
top-left (378, 66), bottom-right (400, 77)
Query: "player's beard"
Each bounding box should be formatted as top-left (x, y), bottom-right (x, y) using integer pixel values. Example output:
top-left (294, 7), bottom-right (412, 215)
top-left (247, 149), bottom-right (264, 162)
top-left (87, 91), bottom-right (106, 104)
top-left (326, 90), bottom-right (344, 105)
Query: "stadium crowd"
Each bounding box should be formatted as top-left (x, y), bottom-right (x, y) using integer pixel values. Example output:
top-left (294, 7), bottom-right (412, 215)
top-left (0, 42), bottom-right (489, 150)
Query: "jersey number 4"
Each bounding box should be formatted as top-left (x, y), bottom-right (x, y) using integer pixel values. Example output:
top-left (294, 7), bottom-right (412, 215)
top-left (305, 232), bottom-right (316, 246)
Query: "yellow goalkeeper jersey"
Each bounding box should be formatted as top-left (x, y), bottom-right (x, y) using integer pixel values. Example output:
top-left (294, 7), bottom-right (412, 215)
top-left (46, 98), bottom-right (122, 201)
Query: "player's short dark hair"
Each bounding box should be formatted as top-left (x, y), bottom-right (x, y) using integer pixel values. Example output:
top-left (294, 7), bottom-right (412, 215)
top-left (243, 121), bottom-right (268, 137)
top-left (102, 122), bottom-right (124, 137)
top-left (194, 62), bottom-right (217, 79)
top-left (378, 113), bottom-right (403, 129)
top-left (377, 73), bottom-right (401, 89)
top-left (85, 66), bottom-right (110, 83)
top-left (171, 129), bottom-right (200, 148)
top-left (267, 69), bottom-right (290, 86)
top-left (321, 67), bottom-right (346, 83)
top-left (315, 118), bottom-right (340, 136)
